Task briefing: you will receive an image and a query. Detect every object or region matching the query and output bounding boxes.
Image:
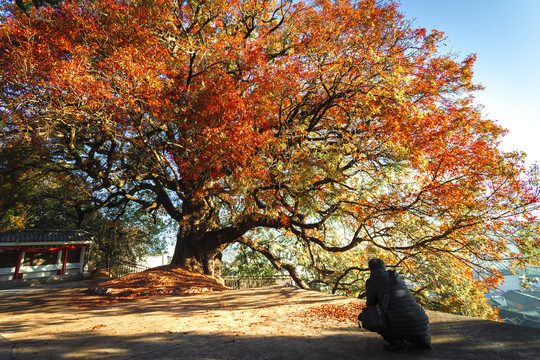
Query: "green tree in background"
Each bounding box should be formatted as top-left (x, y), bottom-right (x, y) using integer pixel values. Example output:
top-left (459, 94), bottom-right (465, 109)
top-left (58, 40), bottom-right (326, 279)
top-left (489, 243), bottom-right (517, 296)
top-left (0, 140), bottom-right (170, 271)
top-left (86, 207), bottom-right (171, 275)
top-left (222, 244), bottom-right (278, 278)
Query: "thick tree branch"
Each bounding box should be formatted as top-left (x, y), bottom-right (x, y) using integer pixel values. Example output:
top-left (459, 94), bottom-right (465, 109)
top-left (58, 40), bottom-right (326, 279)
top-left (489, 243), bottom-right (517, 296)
top-left (237, 236), bottom-right (309, 289)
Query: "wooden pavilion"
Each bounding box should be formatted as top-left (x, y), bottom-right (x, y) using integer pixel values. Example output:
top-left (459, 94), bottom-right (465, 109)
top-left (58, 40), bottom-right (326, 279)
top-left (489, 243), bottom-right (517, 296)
top-left (0, 229), bottom-right (93, 281)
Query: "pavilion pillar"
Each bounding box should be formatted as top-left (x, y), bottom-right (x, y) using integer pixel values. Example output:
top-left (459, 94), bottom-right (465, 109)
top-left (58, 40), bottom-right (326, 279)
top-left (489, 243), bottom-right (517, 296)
top-left (13, 250), bottom-right (24, 280)
top-left (61, 249), bottom-right (68, 275)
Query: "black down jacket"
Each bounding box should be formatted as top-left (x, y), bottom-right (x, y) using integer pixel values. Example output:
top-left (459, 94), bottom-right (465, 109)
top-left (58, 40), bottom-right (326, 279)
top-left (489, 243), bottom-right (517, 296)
top-left (366, 269), bottom-right (432, 349)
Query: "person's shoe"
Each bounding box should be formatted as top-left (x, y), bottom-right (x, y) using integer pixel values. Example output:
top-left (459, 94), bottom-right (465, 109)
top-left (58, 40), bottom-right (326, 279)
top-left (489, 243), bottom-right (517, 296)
top-left (384, 340), bottom-right (408, 353)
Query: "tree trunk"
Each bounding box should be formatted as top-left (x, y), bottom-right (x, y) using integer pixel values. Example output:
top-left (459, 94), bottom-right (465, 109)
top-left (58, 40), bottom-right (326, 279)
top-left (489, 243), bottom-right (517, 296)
top-left (171, 196), bottom-right (225, 276)
top-left (170, 230), bottom-right (224, 276)
top-left (169, 199), bottom-right (225, 276)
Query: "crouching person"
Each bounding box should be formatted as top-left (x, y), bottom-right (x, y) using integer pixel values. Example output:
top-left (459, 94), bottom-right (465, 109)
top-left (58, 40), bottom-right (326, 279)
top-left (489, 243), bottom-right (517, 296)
top-left (359, 258), bottom-right (432, 353)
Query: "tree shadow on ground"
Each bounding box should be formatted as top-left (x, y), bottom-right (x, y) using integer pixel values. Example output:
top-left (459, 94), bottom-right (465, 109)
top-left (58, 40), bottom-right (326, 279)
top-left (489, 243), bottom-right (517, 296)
top-left (1, 324), bottom-right (538, 360)
top-left (0, 285), bottom-right (346, 317)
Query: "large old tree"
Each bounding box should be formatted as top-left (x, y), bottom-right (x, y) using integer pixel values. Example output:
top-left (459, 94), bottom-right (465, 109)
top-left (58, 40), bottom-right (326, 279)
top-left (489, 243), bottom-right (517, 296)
top-left (1, 0), bottom-right (539, 318)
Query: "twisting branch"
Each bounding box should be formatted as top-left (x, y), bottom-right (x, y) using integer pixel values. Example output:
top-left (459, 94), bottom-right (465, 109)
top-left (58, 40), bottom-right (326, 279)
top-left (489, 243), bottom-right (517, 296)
top-left (331, 266), bottom-right (365, 294)
top-left (237, 236), bottom-right (309, 289)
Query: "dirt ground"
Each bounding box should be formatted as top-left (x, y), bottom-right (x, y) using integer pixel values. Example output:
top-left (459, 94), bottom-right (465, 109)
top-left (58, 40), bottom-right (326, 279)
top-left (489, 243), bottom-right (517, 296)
top-left (1, 271), bottom-right (540, 359)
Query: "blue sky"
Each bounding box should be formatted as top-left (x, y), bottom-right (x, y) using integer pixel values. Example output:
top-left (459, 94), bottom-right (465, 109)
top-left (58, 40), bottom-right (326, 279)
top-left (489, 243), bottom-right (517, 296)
top-left (398, 0), bottom-right (540, 167)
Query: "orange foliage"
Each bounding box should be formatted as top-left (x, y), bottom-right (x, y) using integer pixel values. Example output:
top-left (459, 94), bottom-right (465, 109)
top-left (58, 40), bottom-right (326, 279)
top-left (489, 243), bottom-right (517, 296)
top-left (1, 0), bottom-right (539, 319)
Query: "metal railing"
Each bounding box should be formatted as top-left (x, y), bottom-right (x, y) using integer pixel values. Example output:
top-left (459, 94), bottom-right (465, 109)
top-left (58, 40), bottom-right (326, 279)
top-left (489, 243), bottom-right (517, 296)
top-left (102, 263), bottom-right (294, 289)
top-left (222, 275), bottom-right (294, 289)
top-left (113, 261), bottom-right (149, 277)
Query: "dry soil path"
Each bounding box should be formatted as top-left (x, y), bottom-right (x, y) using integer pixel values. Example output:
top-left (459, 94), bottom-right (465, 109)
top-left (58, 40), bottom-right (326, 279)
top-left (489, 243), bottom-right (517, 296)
top-left (1, 282), bottom-right (539, 359)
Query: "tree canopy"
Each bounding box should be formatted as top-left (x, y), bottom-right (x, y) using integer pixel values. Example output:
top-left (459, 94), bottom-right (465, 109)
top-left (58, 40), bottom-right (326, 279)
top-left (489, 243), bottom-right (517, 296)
top-left (1, 0), bottom-right (539, 319)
